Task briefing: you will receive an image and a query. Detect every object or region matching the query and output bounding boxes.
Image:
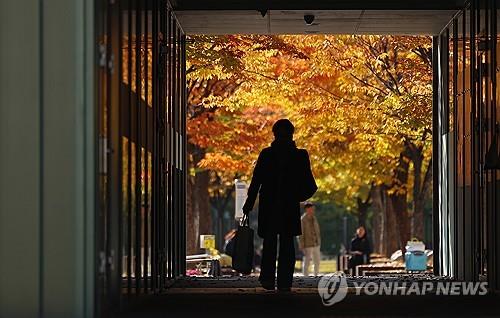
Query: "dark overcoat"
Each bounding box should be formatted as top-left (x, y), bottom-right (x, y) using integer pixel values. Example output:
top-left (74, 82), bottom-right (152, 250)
top-left (242, 139), bottom-right (317, 238)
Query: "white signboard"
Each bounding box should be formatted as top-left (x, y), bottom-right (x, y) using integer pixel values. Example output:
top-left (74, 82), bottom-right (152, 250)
top-left (234, 179), bottom-right (248, 219)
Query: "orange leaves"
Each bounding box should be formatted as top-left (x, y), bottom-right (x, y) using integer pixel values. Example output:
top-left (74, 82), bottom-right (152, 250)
top-left (188, 103), bottom-right (283, 178)
top-left (187, 34), bottom-right (433, 207)
top-left (198, 153), bottom-right (247, 174)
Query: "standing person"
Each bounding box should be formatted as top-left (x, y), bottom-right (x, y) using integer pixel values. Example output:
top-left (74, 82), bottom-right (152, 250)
top-left (242, 119), bottom-right (317, 292)
top-left (349, 226), bottom-right (372, 270)
top-left (298, 202), bottom-right (321, 276)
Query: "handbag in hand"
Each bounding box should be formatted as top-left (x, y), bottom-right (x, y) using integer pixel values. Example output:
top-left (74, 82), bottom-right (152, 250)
top-left (231, 214), bottom-right (254, 274)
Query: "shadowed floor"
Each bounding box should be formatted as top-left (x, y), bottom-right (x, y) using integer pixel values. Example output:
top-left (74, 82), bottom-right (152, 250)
top-left (114, 276), bottom-right (500, 317)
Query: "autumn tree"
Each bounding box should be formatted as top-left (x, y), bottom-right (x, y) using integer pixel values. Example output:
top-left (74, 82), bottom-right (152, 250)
top-left (186, 34), bottom-right (433, 255)
top-left (271, 35), bottom-right (433, 252)
top-left (186, 35), bottom-right (304, 253)
top-left (331, 36), bottom-right (433, 248)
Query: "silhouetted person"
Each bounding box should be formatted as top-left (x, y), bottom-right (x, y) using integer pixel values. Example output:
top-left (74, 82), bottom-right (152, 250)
top-left (349, 226), bottom-right (372, 270)
top-left (242, 119), bottom-right (317, 291)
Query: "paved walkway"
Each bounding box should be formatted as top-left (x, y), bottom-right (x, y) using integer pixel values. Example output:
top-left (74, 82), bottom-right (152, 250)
top-left (114, 275), bottom-right (500, 317)
top-left (164, 274), bottom-right (450, 293)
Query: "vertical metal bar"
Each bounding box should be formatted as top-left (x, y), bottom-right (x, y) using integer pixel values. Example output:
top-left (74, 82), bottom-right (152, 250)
top-left (167, 8), bottom-right (173, 280)
top-left (105, 0), bottom-right (112, 298)
top-left (158, 0), bottom-right (165, 289)
top-left (104, 3), bottom-right (112, 293)
top-left (95, 0), bottom-right (107, 313)
top-left (158, 5), bottom-right (162, 285)
top-left (157, 0), bottom-right (161, 290)
top-left (156, 0), bottom-right (161, 291)
top-left (438, 29), bottom-right (450, 275)
top-left (99, 0), bottom-right (113, 309)
top-left (144, 0), bottom-right (150, 293)
top-left (482, 0), bottom-right (488, 279)
top-left (170, 18), bottom-right (177, 278)
top-left (476, 0), bottom-right (482, 278)
top-left (172, 12), bottom-right (177, 279)
top-left (453, 17), bottom-right (459, 277)
top-left (475, 0), bottom-right (481, 278)
top-left (470, 1), bottom-right (477, 280)
top-left (476, 0), bottom-right (483, 277)
top-left (444, 29), bottom-right (450, 275)
top-left (179, 27), bottom-right (184, 277)
top-left (134, 0), bottom-right (142, 293)
top-left (168, 13), bottom-right (171, 277)
top-left (177, 27), bottom-right (184, 276)
top-left (165, 8), bottom-right (170, 280)
top-left (151, 0), bottom-right (158, 293)
top-left (167, 8), bottom-right (171, 280)
top-left (175, 27), bottom-right (182, 276)
top-left (432, 35), bottom-right (441, 275)
top-left (491, 0), bottom-right (498, 292)
top-left (174, 15), bottom-right (179, 279)
top-left (173, 20), bottom-right (178, 278)
top-left (162, 2), bottom-right (168, 287)
top-left (174, 26), bottom-right (179, 277)
top-left (181, 31), bottom-right (187, 276)
top-left (160, 0), bottom-right (164, 287)
top-left (107, 0), bottom-right (123, 305)
top-left (117, 0), bottom-right (124, 302)
top-left (127, 0), bottom-right (133, 296)
top-left (462, 9), bottom-right (467, 279)
top-left (166, 9), bottom-right (170, 280)
top-left (483, 0), bottom-right (490, 278)
top-left (172, 17), bottom-right (176, 277)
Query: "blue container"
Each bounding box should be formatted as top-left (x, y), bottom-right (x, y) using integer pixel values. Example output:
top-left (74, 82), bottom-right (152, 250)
top-left (405, 251), bottom-right (427, 271)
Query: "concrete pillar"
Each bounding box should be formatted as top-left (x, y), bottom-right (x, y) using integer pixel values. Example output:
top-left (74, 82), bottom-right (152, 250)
top-left (0, 0), bottom-right (95, 317)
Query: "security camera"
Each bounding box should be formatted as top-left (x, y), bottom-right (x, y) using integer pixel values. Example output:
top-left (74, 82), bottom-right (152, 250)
top-left (304, 14), bottom-right (315, 25)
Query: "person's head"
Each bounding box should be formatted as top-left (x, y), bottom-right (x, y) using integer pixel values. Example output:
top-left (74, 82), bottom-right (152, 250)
top-left (272, 119), bottom-right (294, 141)
top-left (356, 226), bottom-right (366, 238)
top-left (304, 202), bottom-right (315, 215)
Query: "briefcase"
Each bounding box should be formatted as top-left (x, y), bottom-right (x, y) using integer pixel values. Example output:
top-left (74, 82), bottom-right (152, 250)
top-left (232, 215), bottom-right (254, 274)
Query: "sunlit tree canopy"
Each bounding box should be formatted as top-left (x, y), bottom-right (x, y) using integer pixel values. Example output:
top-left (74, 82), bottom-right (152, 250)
top-left (186, 35), bottom-right (433, 253)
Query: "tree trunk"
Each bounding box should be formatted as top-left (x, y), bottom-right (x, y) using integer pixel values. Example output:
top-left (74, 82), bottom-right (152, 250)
top-left (371, 185), bottom-right (385, 255)
top-left (390, 191), bottom-right (411, 254)
top-left (390, 153), bottom-right (411, 253)
top-left (186, 142), bottom-right (211, 255)
top-left (371, 185), bottom-right (400, 257)
top-left (186, 177), bottom-right (198, 255)
top-left (356, 197), bottom-right (370, 227)
top-left (411, 147), bottom-right (424, 240)
top-left (413, 158), bottom-right (432, 241)
top-left (210, 184), bottom-right (235, 250)
top-left (384, 188), bottom-right (400, 256)
top-left (405, 139), bottom-right (432, 243)
top-left (197, 170), bottom-right (211, 237)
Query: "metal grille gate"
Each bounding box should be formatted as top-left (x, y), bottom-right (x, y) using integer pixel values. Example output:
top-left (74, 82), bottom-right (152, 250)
top-left (435, 0), bottom-right (500, 290)
top-left (96, 0), bottom-right (186, 312)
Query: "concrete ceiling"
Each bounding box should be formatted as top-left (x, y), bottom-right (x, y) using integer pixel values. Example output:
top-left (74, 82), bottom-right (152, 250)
top-left (172, 0), bottom-right (464, 11)
top-left (174, 10), bottom-right (458, 35)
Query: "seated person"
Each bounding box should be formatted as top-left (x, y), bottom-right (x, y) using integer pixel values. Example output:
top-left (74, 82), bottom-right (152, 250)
top-left (349, 226), bottom-right (371, 270)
